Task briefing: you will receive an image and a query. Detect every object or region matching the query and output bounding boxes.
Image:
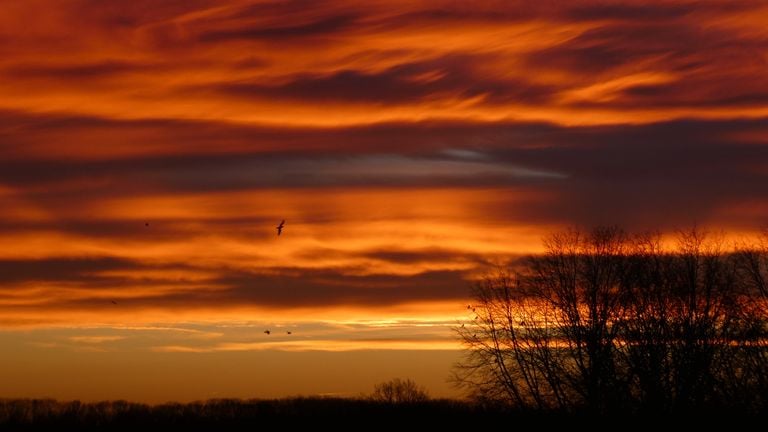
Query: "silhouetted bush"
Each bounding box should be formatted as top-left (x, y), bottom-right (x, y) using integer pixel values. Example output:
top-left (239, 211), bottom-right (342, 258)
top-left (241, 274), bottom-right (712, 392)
top-left (370, 378), bottom-right (430, 403)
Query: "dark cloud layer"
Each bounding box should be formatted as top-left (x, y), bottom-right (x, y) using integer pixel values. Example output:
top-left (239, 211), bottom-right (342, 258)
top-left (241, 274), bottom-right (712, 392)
top-left (0, 257), bottom-right (140, 284)
top-left (198, 13), bottom-right (361, 43)
top-left (0, 255), bottom-right (471, 310)
top-left (213, 54), bottom-right (558, 105)
top-left (1, 110), bottom-right (765, 229)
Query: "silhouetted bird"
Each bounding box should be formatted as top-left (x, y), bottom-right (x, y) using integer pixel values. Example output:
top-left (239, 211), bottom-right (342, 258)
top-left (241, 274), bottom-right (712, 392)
top-left (276, 220), bottom-right (285, 236)
top-left (264, 330), bottom-right (271, 335)
top-left (286, 331), bottom-right (292, 335)
top-left (111, 300), bottom-right (117, 305)
top-left (145, 222), bottom-right (149, 227)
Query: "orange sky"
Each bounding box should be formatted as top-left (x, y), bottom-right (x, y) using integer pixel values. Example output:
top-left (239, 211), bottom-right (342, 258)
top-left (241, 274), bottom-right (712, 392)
top-left (1, 0), bottom-right (767, 401)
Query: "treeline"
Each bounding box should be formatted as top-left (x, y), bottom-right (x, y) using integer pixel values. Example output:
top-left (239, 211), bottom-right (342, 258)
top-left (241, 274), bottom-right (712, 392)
top-left (456, 227), bottom-right (768, 415)
top-left (0, 397), bottom-right (515, 430)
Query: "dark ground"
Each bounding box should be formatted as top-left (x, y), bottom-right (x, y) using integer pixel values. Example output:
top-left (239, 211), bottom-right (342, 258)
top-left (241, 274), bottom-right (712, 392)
top-left (0, 398), bottom-right (504, 430)
top-left (0, 397), bottom-right (760, 430)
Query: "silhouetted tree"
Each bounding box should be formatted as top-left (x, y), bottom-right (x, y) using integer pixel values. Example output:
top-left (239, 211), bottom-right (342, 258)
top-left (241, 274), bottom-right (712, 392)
top-left (371, 378), bottom-right (430, 404)
top-left (732, 229), bottom-right (768, 410)
top-left (455, 227), bottom-right (768, 414)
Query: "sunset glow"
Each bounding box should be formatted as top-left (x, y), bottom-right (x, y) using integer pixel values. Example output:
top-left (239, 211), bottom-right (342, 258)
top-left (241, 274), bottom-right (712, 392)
top-left (1, 0), bottom-right (767, 402)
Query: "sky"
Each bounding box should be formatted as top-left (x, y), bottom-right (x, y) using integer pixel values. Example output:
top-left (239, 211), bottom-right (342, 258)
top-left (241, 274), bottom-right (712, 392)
top-left (1, 0), bottom-right (767, 402)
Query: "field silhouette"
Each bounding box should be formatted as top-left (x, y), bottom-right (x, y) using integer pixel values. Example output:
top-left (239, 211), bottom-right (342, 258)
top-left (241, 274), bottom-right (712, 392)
top-left (0, 397), bottom-right (522, 430)
top-left (2, 395), bottom-right (766, 430)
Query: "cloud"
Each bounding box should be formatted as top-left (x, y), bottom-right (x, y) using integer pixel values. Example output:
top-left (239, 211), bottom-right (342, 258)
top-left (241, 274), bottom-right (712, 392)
top-left (564, 3), bottom-right (696, 21)
top-left (0, 254), bottom-right (472, 313)
top-left (198, 13), bottom-right (361, 43)
top-left (0, 0), bottom-right (766, 123)
top-left (68, 335), bottom-right (125, 344)
top-left (4, 61), bottom-right (159, 80)
top-left (1, 110), bottom-right (766, 236)
top-left (1, 0), bottom-right (767, 329)
top-left (526, 14), bottom-right (768, 108)
top-left (0, 0), bottom-right (766, 126)
top-left (155, 338), bottom-right (460, 353)
top-left (187, 268), bottom-right (471, 308)
top-left (0, 257), bottom-right (142, 284)
top-left (201, 52), bottom-right (561, 108)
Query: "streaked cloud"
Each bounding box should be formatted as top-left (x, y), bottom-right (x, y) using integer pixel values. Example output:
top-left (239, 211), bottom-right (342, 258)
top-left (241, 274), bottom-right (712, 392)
top-left (68, 335), bottom-right (126, 344)
top-left (0, 0), bottom-right (766, 355)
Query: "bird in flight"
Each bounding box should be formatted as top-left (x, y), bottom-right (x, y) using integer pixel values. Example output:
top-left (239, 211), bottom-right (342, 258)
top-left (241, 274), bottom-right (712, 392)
top-left (145, 222), bottom-right (149, 227)
top-left (276, 220), bottom-right (285, 236)
top-left (110, 300), bottom-right (117, 305)
top-left (286, 331), bottom-right (292, 335)
top-left (264, 330), bottom-right (271, 335)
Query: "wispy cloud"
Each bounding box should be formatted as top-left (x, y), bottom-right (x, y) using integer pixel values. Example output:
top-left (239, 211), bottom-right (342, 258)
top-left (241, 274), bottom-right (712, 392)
top-left (0, 0), bottom-right (766, 330)
top-left (154, 339), bottom-right (460, 353)
top-left (68, 335), bottom-right (125, 344)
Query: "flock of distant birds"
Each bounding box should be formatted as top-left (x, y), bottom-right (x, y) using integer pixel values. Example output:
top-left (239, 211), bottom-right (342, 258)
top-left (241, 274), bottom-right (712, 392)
top-left (111, 219), bottom-right (292, 336)
top-left (263, 330), bottom-right (292, 335)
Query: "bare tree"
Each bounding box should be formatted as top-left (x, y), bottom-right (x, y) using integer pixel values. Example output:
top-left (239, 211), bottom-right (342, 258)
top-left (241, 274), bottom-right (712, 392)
top-left (455, 227), bottom-right (768, 414)
top-left (454, 269), bottom-right (568, 409)
top-left (732, 229), bottom-right (768, 410)
top-left (370, 378), bottom-right (429, 404)
top-left (736, 229), bottom-right (768, 304)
